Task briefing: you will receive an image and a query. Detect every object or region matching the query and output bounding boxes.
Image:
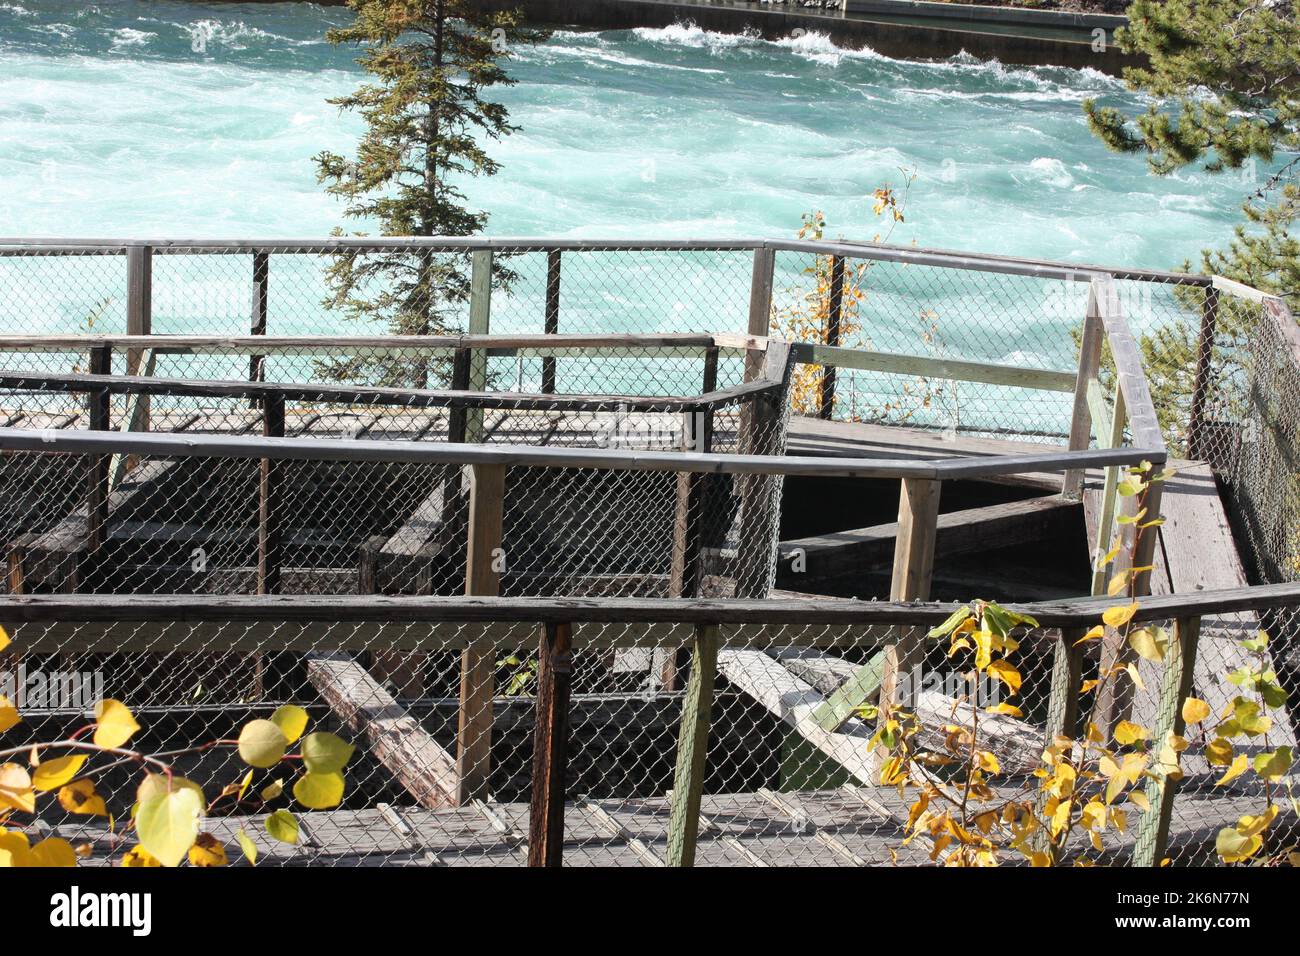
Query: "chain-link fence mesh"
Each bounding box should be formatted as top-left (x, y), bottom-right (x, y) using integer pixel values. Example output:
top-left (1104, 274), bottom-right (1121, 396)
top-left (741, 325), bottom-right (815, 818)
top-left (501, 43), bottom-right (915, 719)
top-left (2, 599), bottom-right (1296, 867)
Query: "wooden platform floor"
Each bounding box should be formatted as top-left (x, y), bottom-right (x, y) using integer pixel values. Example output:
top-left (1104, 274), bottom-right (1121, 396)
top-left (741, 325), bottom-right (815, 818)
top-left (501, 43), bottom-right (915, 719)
top-left (43, 782), bottom-right (1282, 867)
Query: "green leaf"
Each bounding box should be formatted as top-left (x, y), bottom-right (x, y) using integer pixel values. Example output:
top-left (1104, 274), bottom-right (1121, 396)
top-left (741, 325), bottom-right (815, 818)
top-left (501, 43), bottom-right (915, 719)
top-left (293, 771), bottom-right (345, 810)
top-left (926, 606), bottom-right (972, 639)
top-left (269, 705), bottom-right (309, 745)
top-left (236, 827), bottom-right (258, 866)
top-left (136, 787), bottom-right (203, 868)
top-left (1254, 747), bottom-right (1293, 782)
top-left (266, 808), bottom-right (299, 845)
top-left (300, 732), bottom-right (355, 774)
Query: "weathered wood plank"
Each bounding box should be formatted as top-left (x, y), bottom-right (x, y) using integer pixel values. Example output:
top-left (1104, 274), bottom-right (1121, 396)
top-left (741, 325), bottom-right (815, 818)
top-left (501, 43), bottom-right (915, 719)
top-left (792, 342), bottom-right (1076, 394)
top-left (458, 461), bottom-right (505, 804)
top-left (777, 494), bottom-right (1079, 584)
top-left (305, 652), bottom-right (459, 809)
top-left (528, 622), bottom-right (574, 867)
top-left (665, 624), bottom-right (720, 867)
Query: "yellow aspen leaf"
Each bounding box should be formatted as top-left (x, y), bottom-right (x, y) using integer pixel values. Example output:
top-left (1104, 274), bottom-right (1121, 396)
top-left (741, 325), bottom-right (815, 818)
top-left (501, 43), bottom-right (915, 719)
top-left (136, 787), bottom-right (203, 868)
top-left (1205, 737), bottom-right (1233, 766)
top-left (0, 624), bottom-right (9, 652)
top-left (985, 702), bottom-right (1023, 717)
top-left (269, 705), bottom-right (309, 746)
top-left (300, 732), bottom-right (355, 775)
top-left (58, 779), bottom-right (107, 817)
top-left (1128, 628), bottom-right (1168, 663)
top-left (120, 845), bottom-right (161, 868)
top-left (1050, 799), bottom-right (1072, 837)
top-left (1089, 830), bottom-right (1104, 852)
top-left (1107, 571), bottom-right (1132, 597)
top-left (1236, 805), bottom-right (1278, 838)
top-left (266, 808), bottom-right (299, 845)
top-left (1114, 721), bottom-right (1150, 746)
top-left (236, 827), bottom-right (257, 866)
top-left (1102, 602), bottom-right (1139, 628)
top-left (1128, 790), bottom-right (1150, 812)
top-left (237, 769), bottom-right (253, 801)
top-left (0, 762), bottom-right (35, 814)
top-left (1182, 697), bottom-right (1211, 725)
top-left (1074, 626), bottom-right (1105, 645)
top-left (30, 837), bottom-right (77, 867)
top-left (237, 719), bottom-right (288, 769)
top-left (1215, 754), bottom-right (1249, 787)
top-left (1253, 747), bottom-right (1293, 782)
top-left (986, 660), bottom-right (1021, 695)
top-left (74, 843), bottom-right (92, 859)
top-left (972, 629), bottom-right (993, 672)
top-left (92, 699), bottom-right (140, 749)
top-left (188, 833), bottom-right (228, 867)
top-left (1216, 828), bottom-right (1263, 863)
top-left (31, 754), bottom-right (87, 792)
top-left (0, 695), bottom-right (19, 734)
top-left (0, 829), bottom-right (33, 866)
top-left (1126, 663), bottom-right (1145, 691)
top-left (978, 751), bottom-right (1001, 775)
top-left (260, 778), bottom-right (284, 802)
top-left (1079, 679), bottom-right (1100, 694)
top-left (1029, 851), bottom-right (1052, 867)
top-left (293, 771), bottom-right (345, 810)
top-left (136, 773), bottom-right (204, 806)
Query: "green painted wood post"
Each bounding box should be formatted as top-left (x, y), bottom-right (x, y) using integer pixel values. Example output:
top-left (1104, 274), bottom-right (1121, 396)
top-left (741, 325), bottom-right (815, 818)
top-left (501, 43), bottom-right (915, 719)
top-left (665, 623), bottom-right (720, 867)
top-left (466, 249), bottom-right (492, 443)
top-left (1132, 616), bottom-right (1202, 867)
top-left (1033, 625), bottom-right (1086, 862)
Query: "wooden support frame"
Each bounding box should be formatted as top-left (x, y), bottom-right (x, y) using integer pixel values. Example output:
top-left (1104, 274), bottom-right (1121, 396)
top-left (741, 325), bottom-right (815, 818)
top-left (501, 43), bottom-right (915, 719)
top-left (542, 250), bottom-right (560, 394)
top-left (466, 249), bottom-right (492, 443)
top-left (85, 348), bottom-right (112, 554)
top-left (665, 624), bottom-right (720, 867)
top-left (527, 621), bottom-right (573, 867)
top-left (1089, 380), bottom-right (1127, 596)
top-left (1132, 616), bottom-right (1201, 867)
top-left (818, 254), bottom-right (846, 420)
top-left (125, 244), bottom-right (152, 432)
top-left (458, 461), bottom-right (505, 804)
top-left (258, 394), bottom-right (284, 596)
top-left (1063, 288), bottom-right (1104, 498)
top-left (249, 251), bottom-right (269, 388)
top-left (878, 478), bottom-right (942, 717)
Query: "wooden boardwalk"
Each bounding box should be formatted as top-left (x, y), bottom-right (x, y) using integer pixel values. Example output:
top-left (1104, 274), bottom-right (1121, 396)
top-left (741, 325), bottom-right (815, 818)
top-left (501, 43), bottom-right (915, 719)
top-left (47, 783), bottom-right (1277, 867)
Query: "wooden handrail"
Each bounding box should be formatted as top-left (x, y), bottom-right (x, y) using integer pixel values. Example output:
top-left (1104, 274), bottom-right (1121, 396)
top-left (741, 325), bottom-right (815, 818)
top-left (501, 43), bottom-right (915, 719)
top-left (2, 581), bottom-right (1295, 629)
top-left (0, 426), bottom-right (1163, 480)
top-left (0, 369), bottom-right (776, 415)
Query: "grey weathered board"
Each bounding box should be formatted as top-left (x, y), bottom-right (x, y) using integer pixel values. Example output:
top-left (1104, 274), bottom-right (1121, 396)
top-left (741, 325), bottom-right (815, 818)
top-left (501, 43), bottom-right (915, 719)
top-left (1083, 463), bottom-right (1295, 749)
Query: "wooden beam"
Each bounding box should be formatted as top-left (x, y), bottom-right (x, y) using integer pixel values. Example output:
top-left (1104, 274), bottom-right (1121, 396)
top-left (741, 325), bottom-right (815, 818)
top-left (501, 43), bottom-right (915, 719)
top-left (1063, 290), bottom-right (1104, 497)
top-left (1131, 616), bottom-right (1201, 867)
top-left (528, 622), bottom-right (574, 867)
top-left (793, 342), bottom-right (1077, 394)
top-left (818, 255), bottom-right (845, 420)
top-left (466, 249), bottom-right (492, 442)
top-left (665, 624), bottom-right (720, 867)
top-left (85, 348), bottom-right (111, 556)
top-left (458, 461), bottom-right (505, 804)
top-left (249, 251), bottom-right (269, 387)
top-left (542, 250), bottom-right (560, 394)
top-left (258, 394), bottom-right (284, 596)
top-left (879, 478), bottom-right (941, 714)
top-left (305, 653), bottom-right (459, 809)
top-left (777, 494), bottom-right (1079, 585)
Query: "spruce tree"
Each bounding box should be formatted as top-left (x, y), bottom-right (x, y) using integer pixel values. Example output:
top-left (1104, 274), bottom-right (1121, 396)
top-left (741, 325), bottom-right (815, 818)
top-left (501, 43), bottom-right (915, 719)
top-left (314, 0), bottom-right (545, 386)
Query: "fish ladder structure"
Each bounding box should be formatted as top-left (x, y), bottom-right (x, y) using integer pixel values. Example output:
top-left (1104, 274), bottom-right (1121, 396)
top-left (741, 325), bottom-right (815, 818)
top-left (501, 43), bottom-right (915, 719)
top-left (0, 236), bottom-right (1295, 866)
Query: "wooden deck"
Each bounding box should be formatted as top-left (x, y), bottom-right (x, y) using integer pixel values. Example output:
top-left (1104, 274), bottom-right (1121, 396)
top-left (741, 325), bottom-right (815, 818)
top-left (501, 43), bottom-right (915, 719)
top-left (46, 782), bottom-right (1278, 867)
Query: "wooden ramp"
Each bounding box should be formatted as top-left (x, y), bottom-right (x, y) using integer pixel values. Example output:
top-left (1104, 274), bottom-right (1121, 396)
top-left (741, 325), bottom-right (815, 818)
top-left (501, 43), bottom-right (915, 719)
top-left (1084, 463), bottom-right (1296, 748)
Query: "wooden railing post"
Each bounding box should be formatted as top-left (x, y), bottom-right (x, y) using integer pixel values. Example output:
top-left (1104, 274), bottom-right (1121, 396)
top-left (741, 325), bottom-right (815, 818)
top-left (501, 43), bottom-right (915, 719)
top-left (249, 251), bottom-right (269, 390)
top-left (666, 623), bottom-right (720, 867)
top-left (745, 246), bottom-right (775, 373)
top-left (85, 346), bottom-right (112, 555)
top-left (125, 243), bottom-right (152, 432)
top-left (1132, 616), bottom-right (1202, 867)
top-left (1063, 282), bottom-right (1103, 498)
top-left (734, 341), bottom-right (792, 600)
top-left (818, 254), bottom-right (845, 420)
top-left (448, 347), bottom-right (470, 444)
top-left (1186, 287), bottom-right (1219, 460)
top-left (878, 478), bottom-right (941, 720)
top-left (459, 461), bottom-right (505, 804)
top-left (1089, 381), bottom-right (1128, 596)
top-left (1043, 626), bottom-right (1086, 743)
top-left (466, 249), bottom-right (492, 443)
top-left (542, 250), bottom-right (560, 394)
top-left (527, 621), bottom-right (573, 867)
top-left (257, 393), bottom-right (284, 596)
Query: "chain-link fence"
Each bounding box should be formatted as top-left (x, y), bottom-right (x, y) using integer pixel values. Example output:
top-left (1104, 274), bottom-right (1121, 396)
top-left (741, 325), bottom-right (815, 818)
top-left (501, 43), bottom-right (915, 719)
top-left (2, 587), bottom-right (1295, 867)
